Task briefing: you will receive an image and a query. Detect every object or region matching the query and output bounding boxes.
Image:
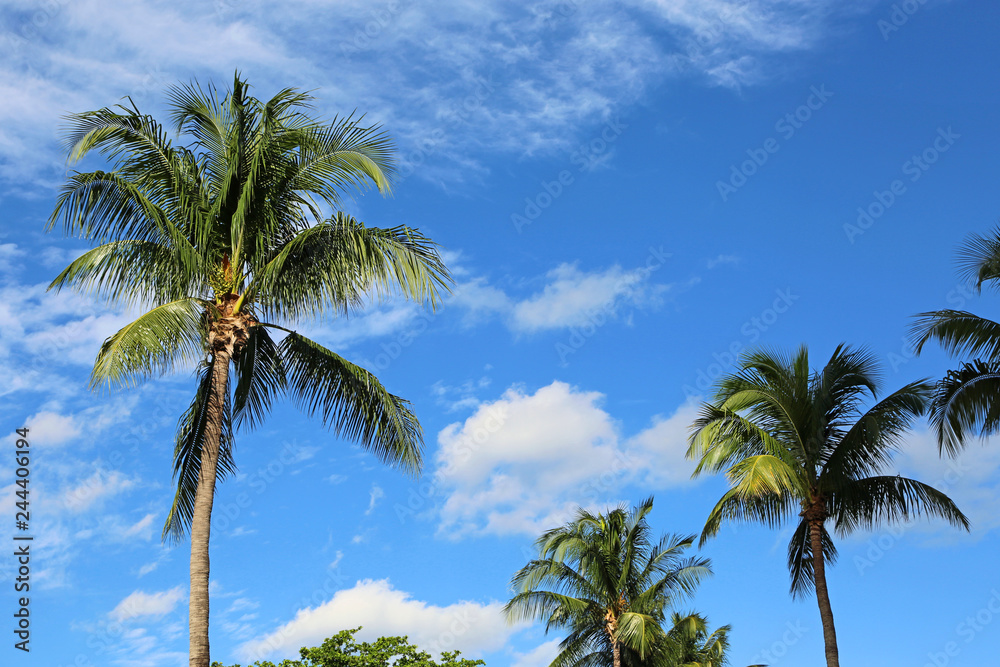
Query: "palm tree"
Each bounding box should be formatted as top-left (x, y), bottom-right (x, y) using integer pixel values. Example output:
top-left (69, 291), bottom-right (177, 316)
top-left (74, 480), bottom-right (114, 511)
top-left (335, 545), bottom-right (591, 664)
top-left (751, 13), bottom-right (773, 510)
top-left (911, 227), bottom-right (1000, 455)
top-left (47, 74), bottom-right (451, 667)
top-left (504, 498), bottom-right (712, 667)
top-left (686, 345), bottom-right (969, 667)
top-left (664, 613), bottom-right (731, 667)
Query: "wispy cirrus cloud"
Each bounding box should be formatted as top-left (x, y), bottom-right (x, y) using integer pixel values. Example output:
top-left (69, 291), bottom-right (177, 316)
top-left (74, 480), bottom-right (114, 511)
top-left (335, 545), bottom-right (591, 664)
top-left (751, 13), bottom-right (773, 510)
top-left (1, 0), bottom-right (867, 190)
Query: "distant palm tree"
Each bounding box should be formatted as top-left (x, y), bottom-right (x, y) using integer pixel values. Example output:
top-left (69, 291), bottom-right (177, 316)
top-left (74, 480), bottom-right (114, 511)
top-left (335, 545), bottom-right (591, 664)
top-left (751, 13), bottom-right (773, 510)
top-left (687, 345), bottom-right (969, 667)
top-left (48, 74), bottom-right (450, 667)
top-left (664, 613), bottom-right (731, 667)
top-left (505, 498), bottom-right (712, 667)
top-left (911, 227), bottom-right (1000, 455)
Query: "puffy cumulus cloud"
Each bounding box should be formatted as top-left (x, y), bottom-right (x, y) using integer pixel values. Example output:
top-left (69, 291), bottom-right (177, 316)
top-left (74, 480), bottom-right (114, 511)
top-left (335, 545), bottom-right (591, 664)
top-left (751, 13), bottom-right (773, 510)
top-left (109, 587), bottom-right (185, 622)
top-left (25, 410), bottom-right (81, 446)
top-left (512, 638), bottom-right (564, 667)
top-left (433, 382), bottom-right (702, 538)
top-left (625, 399), bottom-right (702, 488)
top-left (239, 579), bottom-right (519, 663)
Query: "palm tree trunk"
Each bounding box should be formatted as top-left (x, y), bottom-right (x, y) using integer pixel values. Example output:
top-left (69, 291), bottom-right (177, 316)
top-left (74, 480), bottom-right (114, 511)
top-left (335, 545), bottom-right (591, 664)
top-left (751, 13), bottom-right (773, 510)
top-left (809, 519), bottom-right (839, 667)
top-left (612, 641), bottom-right (621, 667)
top-left (189, 350), bottom-right (230, 667)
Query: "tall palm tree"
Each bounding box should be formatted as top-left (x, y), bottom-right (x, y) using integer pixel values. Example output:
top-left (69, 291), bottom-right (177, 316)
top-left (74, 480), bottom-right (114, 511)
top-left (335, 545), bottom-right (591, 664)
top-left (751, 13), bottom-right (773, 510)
top-left (686, 345), bottom-right (969, 667)
top-left (504, 498), bottom-right (712, 667)
top-left (911, 227), bottom-right (1000, 455)
top-left (47, 74), bottom-right (451, 667)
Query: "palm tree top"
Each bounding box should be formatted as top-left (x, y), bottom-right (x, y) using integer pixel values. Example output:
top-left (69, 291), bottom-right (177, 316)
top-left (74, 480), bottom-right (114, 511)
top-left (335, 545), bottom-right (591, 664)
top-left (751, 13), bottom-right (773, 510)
top-left (688, 344), bottom-right (968, 589)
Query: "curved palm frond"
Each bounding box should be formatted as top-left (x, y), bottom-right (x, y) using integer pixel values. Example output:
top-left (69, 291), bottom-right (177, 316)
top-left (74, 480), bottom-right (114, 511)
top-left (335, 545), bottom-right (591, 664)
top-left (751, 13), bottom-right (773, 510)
top-left (91, 298), bottom-right (207, 390)
top-left (289, 113), bottom-right (397, 200)
top-left (829, 475), bottom-right (969, 535)
top-left (955, 226), bottom-right (1000, 290)
top-left (823, 380), bottom-right (932, 480)
top-left (700, 485), bottom-right (796, 545)
top-left (910, 310), bottom-right (1000, 360)
top-left (786, 519), bottom-right (838, 598)
top-left (163, 356), bottom-right (236, 543)
top-left (278, 331), bottom-right (422, 474)
top-left (251, 213), bottom-right (451, 320)
top-left (927, 359), bottom-right (1000, 456)
top-left (232, 324), bottom-right (285, 430)
top-left (48, 239), bottom-right (204, 308)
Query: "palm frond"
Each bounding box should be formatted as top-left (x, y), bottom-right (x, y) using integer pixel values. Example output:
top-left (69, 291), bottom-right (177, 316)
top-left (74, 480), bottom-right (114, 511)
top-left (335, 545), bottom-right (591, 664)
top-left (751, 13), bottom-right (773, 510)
top-left (251, 213), bottom-right (452, 321)
top-left (910, 310), bottom-right (1000, 360)
top-left (48, 239), bottom-right (204, 308)
top-left (823, 379), bottom-right (931, 479)
top-left (786, 519), bottom-right (838, 598)
top-left (232, 324), bottom-right (285, 430)
top-left (91, 299), bottom-right (207, 390)
top-left (829, 475), bottom-right (969, 535)
top-left (279, 332), bottom-right (422, 473)
top-left (162, 356), bottom-right (236, 543)
top-left (928, 359), bottom-right (1000, 455)
top-left (955, 226), bottom-right (1000, 290)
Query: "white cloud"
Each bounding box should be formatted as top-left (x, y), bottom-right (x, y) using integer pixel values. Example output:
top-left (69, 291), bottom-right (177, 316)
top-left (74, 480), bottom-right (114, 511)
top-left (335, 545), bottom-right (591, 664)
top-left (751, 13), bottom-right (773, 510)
top-left (435, 382), bottom-right (626, 537)
top-left (512, 638), bottom-right (564, 667)
top-left (25, 410), bottom-right (81, 446)
top-left (0, 0), bottom-right (856, 192)
top-left (434, 383), bottom-right (707, 538)
top-left (0, 242), bottom-right (24, 272)
top-left (60, 470), bottom-right (136, 513)
top-left (510, 264), bottom-right (658, 333)
top-left (239, 579), bottom-right (520, 663)
top-left (109, 587), bottom-right (185, 622)
top-left (119, 513), bottom-right (156, 540)
top-left (365, 484), bottom-right (385, 515)
top-left (0, 281), bottom-right (134, 368)
top-left (894, 429), bottom-right (1000, 537)
top-left (627, 400), bottom-right (703, 489)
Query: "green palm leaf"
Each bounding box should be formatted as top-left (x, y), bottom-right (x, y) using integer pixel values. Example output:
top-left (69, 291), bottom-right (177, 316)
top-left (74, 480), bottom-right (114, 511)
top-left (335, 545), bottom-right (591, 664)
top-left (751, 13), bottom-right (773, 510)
top-left (279, 332), bottom-right (422, 473)
top-left (91, 298), bottom-right (207, 390)
top-left (232, 324), bottom-right (284, 430)
top-left (163, 356), bottom-right (236, 543)
top-left (928, 359), bottom-right (1000, 455)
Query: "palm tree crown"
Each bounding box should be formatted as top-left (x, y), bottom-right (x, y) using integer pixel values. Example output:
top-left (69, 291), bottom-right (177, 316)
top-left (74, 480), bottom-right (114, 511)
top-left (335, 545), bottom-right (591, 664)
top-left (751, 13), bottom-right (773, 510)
top-left (912, 226), bottom-right (1000, 455)
top-left (687, 344), bottom-right (969, 667)
top-left (47, 74), bottom-right (451, 667)
top-left (505, 498), bottom-right (712, 667)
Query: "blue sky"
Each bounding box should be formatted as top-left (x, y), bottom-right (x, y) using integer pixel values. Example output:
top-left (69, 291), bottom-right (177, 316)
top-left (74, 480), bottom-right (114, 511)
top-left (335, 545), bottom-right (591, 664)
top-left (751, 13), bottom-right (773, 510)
top-left (1, 0), bottom-right (999, 665)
